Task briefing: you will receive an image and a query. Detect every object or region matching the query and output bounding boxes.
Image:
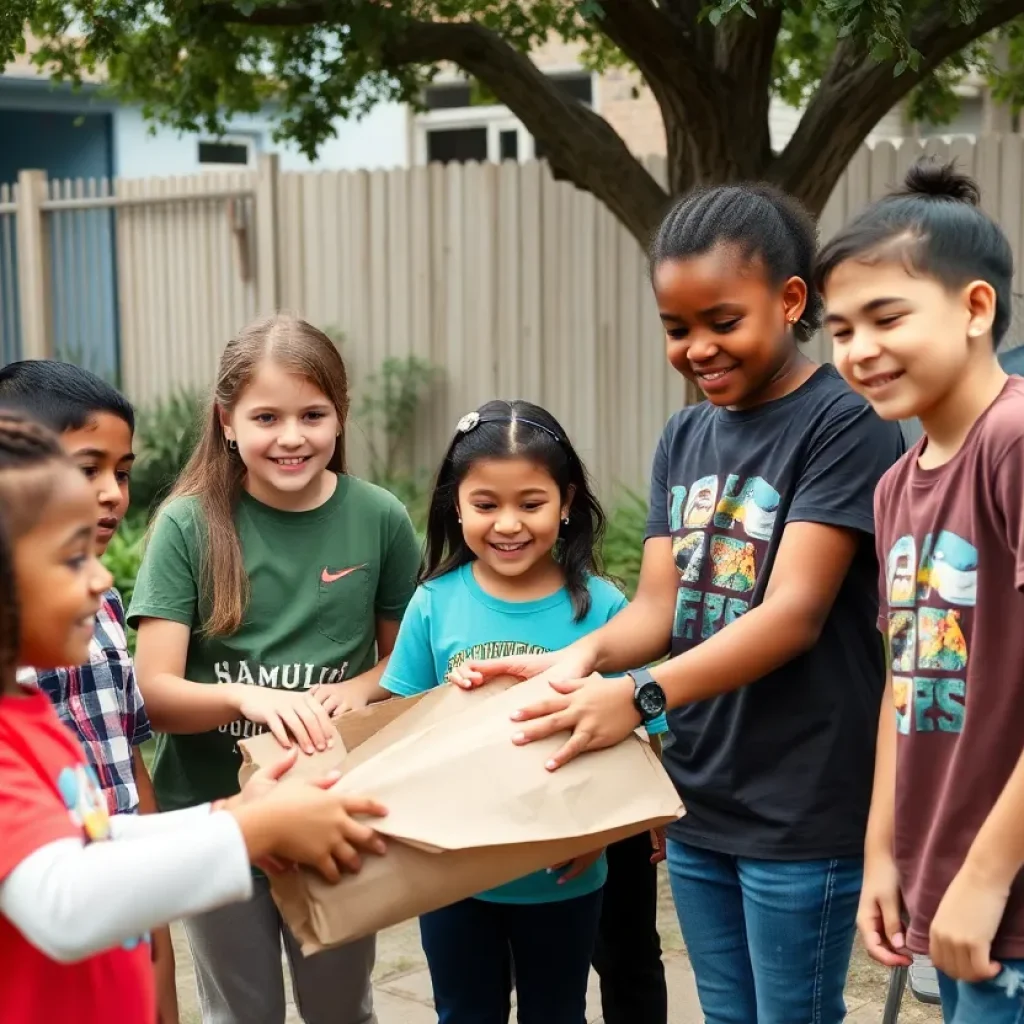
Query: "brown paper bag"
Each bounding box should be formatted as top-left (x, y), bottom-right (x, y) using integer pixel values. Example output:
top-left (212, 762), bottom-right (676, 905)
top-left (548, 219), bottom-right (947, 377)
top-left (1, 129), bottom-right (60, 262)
top-left (238, 676), bottom-right (683, 954)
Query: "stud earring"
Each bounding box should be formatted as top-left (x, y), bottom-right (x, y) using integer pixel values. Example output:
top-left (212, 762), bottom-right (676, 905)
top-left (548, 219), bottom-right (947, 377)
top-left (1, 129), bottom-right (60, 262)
top-left (227, 439), bottom-right (238, 451)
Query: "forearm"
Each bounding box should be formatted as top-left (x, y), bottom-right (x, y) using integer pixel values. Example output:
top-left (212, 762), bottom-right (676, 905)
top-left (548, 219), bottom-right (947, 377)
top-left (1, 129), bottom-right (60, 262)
top-left (649, 597), bottom-right (819, 708)
top-left (0, 815), bottom-right (251, 963)
top-left (962, 747), bottom-right (1024, 889)
top-left (582, 597), bottom-right (673, 676)
top-left (140, 672), bottom-right (244, 734)
top-left (865, 673), bottom-right (897, 857)
top-left (341, 656), bottom-right (393, 704)
top-left (133, 746), bottom-right (158, 814)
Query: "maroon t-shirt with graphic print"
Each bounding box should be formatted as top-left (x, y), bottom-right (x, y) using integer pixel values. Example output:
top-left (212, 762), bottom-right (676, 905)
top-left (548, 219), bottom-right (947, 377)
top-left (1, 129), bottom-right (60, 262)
top-left (875, 376), bottom-right (1024, 958)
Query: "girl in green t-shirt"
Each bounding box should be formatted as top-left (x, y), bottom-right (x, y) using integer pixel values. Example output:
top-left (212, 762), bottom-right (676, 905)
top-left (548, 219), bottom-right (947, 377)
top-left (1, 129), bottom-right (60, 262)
top-left (129, 314), bottom-right (422, 1024)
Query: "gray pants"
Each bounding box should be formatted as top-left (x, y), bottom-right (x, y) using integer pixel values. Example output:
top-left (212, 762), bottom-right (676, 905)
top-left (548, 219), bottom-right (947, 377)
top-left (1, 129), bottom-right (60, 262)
top-left (184, 874), bottom-right (377, 1024)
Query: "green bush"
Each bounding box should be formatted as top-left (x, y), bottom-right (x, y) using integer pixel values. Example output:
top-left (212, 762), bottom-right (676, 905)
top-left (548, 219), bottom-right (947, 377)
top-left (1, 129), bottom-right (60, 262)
top-left (602, 489), bottom-right (648, 597)
top-left (130, 389), bottom-right (205, 517)
top-left (103, 514), bottom-right (146, 609)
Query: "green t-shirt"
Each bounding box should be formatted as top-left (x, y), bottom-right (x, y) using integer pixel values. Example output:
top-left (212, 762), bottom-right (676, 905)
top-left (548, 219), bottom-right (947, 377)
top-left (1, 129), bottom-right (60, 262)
top-left (127, 474), bottom-right (421, 811)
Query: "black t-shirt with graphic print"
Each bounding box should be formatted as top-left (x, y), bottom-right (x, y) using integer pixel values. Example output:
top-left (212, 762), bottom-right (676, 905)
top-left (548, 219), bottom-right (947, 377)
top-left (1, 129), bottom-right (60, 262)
top-left (646, 365), bottom-right (905, 859)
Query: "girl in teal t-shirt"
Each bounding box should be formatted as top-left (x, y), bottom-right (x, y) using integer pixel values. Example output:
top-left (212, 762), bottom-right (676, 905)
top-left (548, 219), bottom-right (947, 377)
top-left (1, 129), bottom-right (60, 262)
top-left (377, 399), bottom-right (655, 1024)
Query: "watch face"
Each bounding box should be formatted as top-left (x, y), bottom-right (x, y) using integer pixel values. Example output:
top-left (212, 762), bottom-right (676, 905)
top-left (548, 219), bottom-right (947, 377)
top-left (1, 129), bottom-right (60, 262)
top-left (637, 682), bottom-right (666, 718)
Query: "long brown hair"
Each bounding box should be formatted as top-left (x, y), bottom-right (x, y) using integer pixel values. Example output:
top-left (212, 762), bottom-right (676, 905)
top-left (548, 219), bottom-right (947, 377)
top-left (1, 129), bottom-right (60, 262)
top-left (160, 314), bottom-right (350, 636)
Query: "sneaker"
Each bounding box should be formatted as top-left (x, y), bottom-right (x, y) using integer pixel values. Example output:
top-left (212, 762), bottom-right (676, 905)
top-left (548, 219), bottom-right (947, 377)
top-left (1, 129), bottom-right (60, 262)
top-left (909, 956), bottom-right (941, 1004)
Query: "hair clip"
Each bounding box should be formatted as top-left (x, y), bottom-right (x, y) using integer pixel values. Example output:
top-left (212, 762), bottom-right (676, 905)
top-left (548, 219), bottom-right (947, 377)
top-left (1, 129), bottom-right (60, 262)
top-left (456, 411), bottom-right (480, 434)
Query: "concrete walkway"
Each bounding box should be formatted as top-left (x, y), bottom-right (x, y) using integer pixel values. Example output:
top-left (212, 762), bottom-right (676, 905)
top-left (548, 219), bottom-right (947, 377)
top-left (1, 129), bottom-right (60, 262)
top-left (173, 907), bottom-right (943, 1024)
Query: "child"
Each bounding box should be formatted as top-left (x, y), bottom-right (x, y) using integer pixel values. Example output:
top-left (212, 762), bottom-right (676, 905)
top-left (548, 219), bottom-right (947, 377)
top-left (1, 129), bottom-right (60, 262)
top-left (128, 314), bottom-right (421, 1024)
top-left (0, 409), bottom-right (389, 1024)
top-left (817, 160), bottom-right (1024, 1022)
top-left (0, 358), bottom-right (179, 1022)
top-left (335, 399), bottom-right (661, 1024)
top-left (457, 186), bottom-right (906, 1023)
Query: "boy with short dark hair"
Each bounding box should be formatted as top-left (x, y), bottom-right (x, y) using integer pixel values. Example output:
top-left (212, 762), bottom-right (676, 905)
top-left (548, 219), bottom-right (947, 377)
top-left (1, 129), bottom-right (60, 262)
top-left (820, 160), bottom-right (1024, 1021)
top-left (0, 359), bottom-right (178, 1024)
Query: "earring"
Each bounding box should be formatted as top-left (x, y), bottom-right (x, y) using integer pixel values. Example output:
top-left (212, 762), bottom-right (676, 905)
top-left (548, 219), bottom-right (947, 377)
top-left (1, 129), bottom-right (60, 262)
top-left (227, 439), bottom-right (237, 451)
top-left (562, 515), bottom-right (570, 525)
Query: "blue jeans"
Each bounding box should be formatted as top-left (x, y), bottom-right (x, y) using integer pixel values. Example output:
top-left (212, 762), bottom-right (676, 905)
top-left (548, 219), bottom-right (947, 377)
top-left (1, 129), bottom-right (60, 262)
top-left (666, 839), bottom-right (862, 1024)
top-left (938, 962), bottom-right (1024, 1023)
top-left (418, 890), bottom-right (603, 1023)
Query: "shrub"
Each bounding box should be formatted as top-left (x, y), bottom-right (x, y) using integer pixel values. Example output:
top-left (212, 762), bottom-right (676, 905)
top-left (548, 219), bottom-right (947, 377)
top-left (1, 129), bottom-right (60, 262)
top-left (103, 513), bottom-right (146, 609)
top-left (130, 389), bottom-right (204, 517)
top-left (602, 489), bottom-right (647, 597)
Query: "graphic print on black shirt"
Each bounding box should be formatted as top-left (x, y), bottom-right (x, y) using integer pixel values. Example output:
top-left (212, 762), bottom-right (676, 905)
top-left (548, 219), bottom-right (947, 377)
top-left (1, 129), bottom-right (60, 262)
top-left (646, 366), bottom-right (905, 860)
top-left (670, 473), bottom-right (781, 644)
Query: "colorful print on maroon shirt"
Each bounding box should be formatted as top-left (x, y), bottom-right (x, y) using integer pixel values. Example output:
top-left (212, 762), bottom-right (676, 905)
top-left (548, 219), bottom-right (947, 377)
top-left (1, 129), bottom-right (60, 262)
top-left (875, 376), bottom-right (1024, 958)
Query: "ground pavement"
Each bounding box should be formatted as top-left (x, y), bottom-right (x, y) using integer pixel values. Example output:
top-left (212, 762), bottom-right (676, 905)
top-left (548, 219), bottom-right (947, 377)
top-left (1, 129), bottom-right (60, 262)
top-left (171, 868), bottom-right (942, 1023)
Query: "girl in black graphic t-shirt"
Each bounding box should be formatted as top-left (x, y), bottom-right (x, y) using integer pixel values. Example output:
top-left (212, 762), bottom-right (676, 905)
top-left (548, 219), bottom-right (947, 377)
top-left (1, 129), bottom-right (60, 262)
top-left (452, 185), bottom-right (905, 1023)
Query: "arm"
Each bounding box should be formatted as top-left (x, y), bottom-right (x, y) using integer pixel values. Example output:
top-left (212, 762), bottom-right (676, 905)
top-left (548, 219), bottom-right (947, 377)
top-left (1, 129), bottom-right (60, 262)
top-left (857, 668), bottom-right (911, 968)
top-left (314, 618), bottom-right (401, 715)
top-left (133, 618), bottom-right (248, 733)
top-left (642, 522), bottom-right (859, 706)
top-left (134, 618), bottom-right (333, 754)
top-left (510, 399), bottom-right (901, 765)
top-left (0, 814), bottom-right (252, 963)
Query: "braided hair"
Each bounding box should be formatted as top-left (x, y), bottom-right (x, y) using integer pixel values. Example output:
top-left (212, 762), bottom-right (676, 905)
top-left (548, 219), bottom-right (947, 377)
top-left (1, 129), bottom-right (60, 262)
top-left (0, 410), bottom-right (68, 695)
top-left (649, 182), bottom-right (822, 342)
top-left (0, 409), bottom-right (69, 540)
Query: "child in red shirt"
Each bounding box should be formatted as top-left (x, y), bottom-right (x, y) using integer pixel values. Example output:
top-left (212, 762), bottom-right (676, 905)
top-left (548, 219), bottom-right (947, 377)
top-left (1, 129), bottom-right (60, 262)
top-left (0, 410), bottom-right (390, 1023)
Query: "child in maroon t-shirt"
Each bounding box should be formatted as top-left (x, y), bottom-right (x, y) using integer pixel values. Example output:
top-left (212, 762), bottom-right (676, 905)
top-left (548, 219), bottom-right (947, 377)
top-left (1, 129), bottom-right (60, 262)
top-left (818, 158), bottom-right (1024, 1022)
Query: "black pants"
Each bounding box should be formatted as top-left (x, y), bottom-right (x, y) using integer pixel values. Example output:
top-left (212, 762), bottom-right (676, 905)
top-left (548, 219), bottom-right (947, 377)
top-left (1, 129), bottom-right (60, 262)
top-left (592, 831), bottom-right (668, 1024)
top-left (419, 890), bottom-right (603, 1023)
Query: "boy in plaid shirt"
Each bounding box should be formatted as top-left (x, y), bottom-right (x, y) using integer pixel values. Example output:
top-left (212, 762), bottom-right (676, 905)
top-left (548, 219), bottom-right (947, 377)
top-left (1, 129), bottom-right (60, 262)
top-left (0, 360), bottom-right (178, 1024)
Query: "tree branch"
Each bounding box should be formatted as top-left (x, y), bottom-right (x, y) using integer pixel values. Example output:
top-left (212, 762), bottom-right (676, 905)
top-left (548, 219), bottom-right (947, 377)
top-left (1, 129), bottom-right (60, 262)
top-left (206, 1), bottom-right (670, 242)
top-left (775, 0), bottom-right (1024, 213)
top-left (382, 18), bottom-right (670, 243)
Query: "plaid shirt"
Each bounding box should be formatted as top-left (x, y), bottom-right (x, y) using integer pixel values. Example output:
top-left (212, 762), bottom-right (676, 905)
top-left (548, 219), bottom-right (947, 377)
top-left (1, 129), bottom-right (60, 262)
top-left (18, 589), bottom-right (152, 815)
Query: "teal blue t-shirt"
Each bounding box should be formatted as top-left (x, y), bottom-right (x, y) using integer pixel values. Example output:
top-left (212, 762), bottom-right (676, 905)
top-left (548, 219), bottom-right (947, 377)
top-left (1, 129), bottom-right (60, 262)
top-left (381, 562), bottom-right (647, 905)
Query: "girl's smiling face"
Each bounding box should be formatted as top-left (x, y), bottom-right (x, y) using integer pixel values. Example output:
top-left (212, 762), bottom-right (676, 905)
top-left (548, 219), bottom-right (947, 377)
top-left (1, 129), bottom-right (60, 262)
top-left (457, 456), bottom-right (570, 591)
top-left (221, 359), bottom-right (341, 511)
top-left (653, 244), bottom-right (810, 409)
top-left (15, 464), bottom-right (111, 671)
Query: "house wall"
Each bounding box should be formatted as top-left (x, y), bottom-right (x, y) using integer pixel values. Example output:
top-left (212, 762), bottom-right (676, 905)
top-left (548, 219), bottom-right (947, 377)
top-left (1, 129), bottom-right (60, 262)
top-left (112, 101), bottom-right (409, 178)
top-left (0, 107), bottom-right (113, 184)
top-left (0, 73), bottom-right (409, 184)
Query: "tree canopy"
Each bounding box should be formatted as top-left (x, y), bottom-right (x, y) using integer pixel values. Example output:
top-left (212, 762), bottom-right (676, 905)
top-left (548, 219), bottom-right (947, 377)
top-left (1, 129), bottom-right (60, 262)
top-left (9, 1), bottom-right (1024, 242)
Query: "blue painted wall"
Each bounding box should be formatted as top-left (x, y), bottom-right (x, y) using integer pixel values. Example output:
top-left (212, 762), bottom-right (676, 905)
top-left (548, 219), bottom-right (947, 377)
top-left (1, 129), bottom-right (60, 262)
top-left (0, 107), bottom-right (113, 185)
top-left (0, 97), bottom-right (118, 378)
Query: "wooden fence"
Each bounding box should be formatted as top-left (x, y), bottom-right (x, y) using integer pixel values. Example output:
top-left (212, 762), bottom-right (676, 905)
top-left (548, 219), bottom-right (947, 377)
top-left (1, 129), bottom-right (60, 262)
top-left (3, 135), bottom-right (1024, 492)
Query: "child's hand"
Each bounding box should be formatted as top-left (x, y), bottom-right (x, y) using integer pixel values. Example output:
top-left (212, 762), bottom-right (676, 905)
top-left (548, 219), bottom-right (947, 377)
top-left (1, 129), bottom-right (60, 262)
top-left (856, 851), bottom-right (912, 968)
top-left (310, 682), bottom-right (370, 718)
top-left (234, 784), bottom-right (388, 883)
top-left (450, 647), bottom-right (594, 690)
top-left (235, 686), bottom-right (336, 754)
top-left (549, 847), bottom-right (604, 884)
top-left (929, 862), bottom-right (1007, 982)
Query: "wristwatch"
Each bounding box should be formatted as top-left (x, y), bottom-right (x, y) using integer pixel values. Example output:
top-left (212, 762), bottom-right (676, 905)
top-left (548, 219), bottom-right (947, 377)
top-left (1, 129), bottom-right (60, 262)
top-left (627, 668), bottom-right (667, 723)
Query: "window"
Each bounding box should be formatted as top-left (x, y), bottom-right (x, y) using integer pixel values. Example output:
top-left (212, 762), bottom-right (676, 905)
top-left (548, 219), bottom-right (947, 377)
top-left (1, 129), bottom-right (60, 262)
top-left (197, 139), bottom-right (253, 168)
top-left (415, 70), bottom-right (596, 166)
top-left (499, 130), bottom-right (519, 162)
top-left (427, 127), bottom-right (488, 164)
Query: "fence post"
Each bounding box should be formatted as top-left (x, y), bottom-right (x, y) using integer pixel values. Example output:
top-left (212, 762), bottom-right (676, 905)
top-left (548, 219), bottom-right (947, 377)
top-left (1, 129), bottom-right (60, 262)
top-left (255, 153), bottom-right (280, 314)
top-left (16, 169), bottom-right (51, 360)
